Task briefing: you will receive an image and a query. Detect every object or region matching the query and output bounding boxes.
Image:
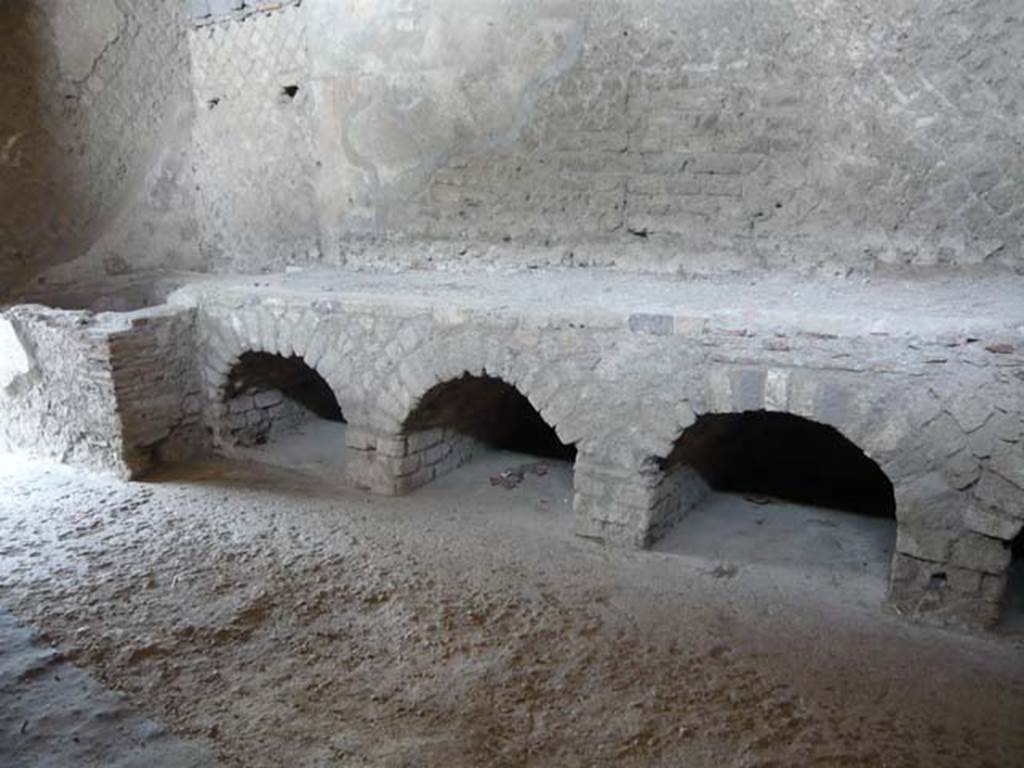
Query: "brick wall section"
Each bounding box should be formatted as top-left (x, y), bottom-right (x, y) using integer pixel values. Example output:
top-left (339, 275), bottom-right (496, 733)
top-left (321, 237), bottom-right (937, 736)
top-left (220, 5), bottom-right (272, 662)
top-left (574, 463), bottom-right (711, 548)
top-left (108, 306), bottom-right (205, 475)
top-left (345, 426), bottom-right (479, 496)
top-left (185, 274), bottom-right (1023, 629)
top-left (0, 304), bottom-right (204, 478)
top-left (222, 390), bottom-right (311, 447)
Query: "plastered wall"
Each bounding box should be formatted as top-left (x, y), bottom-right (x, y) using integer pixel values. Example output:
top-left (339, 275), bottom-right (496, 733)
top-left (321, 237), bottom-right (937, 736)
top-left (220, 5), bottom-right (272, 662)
top-left (2, 0), bottom-right (1022, 287)
top-left (188, 0), bottom-right (1024, 274)
top-left (0, 0), bottom-right (197, 298)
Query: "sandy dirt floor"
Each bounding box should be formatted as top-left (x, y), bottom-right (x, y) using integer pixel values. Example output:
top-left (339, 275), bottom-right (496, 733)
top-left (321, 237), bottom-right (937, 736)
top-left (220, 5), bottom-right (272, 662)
top-left (0, 608), bottom-right (212, 767)
top-left (1, 446), bottom-right (1022, 767)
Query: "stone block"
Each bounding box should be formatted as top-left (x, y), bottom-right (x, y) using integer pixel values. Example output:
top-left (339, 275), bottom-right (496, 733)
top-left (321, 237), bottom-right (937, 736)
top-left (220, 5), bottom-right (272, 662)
top-left (228, 395), bottom-right (253, 414)
top-left (375, 434), bottom-right (408, 457)
top-left (942, 449), bottom-right (981, 491)
top-left (863, 409), bottom-right (912, 459)
top-left (993, 412), bottom-right (1024, 443)
top-left (190, 0), bottom-right (211, 19)
top-left (950, 532), bottom-right (1012, 575)
top-left (573, 473), bottom-right (608, 499)
top-left (290, 313), bottom-right (319, 359)
top-left (689, 153), bottom-right (758, 175)
top-left (303, 331), bottom-right (330, 371)
top-left (888, 553), bottom-right (988, 626)
top-left (707, 368), bottom-right (733, 413)
top-left (701, 175), bottom-right (743, 198)
top-left (922, 412), bottom-right (967, 461)
top-left (628, 314), bottom-right (673, 336)
top-left (974, 470), bottom-right (1022, 518)
top-left (277, 327), bottom-right (295, 358)
top-left (947, 391), bottom-right (993, 433)
top-left (763, 368), bottom-right (788, 411)
top-left (573, 492), bottom-right (649, 533)
top-left (605, 478), bottom-right (656, 509)
top-left (346, 451), bottom-right (400, 495)
top-left (980, 573), bottom-right (1009, 603)
top-left (406, 428), bottom-right (444, 453)
top-left (572, 515), bottom-right (646, 548)
top-left (394, 453), bottom-right (422, 476)
top-left (732, 369), bottom-right (766, 411)
top-left (964, 504), bottom-right (1023, 541)
top-left (423, 440), bottom-right (452, 467)
top-left (245, 410), bottom-right (267, 427)
top-left (254, 390), bottom-right (283, 409)
top-left (989, 443), bottom-right (1024, 489)
top-left (241, 310), bottom-right (261, 350)
top-left (894, 472), bottom-right (965, 530)
top-left (895, 528), bottom-right (952, 563)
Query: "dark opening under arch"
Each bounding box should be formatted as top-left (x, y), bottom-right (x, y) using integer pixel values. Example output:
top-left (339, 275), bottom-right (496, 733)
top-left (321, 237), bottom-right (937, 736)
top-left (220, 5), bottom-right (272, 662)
top-left (662, 411), bottom-right (895, 517)
top-left (404, 373), bottom-right (576, 461)
top-left (223, 352), bottom-right (344, 448)
top-left (1003, 533), bottom-right (1024, 632)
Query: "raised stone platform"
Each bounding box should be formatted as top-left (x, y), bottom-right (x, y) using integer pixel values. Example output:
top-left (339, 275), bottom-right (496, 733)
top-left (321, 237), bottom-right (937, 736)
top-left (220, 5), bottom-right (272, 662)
top-left (2, 267), bottom-right (1023, 629)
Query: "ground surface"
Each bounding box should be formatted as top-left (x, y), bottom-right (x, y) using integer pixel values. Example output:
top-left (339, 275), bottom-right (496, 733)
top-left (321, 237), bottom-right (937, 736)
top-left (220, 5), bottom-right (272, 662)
top-left (0, 609), bottom-right (212, 768)
top-left (1, 448), bottom-right (1022, 767)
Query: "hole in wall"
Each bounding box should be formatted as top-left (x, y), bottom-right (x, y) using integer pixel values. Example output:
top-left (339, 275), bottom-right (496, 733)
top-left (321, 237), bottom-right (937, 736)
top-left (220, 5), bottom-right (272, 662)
top-left (653, 411), bottom-right (897, 585)
top-left (927, 572), bottom-right (948, 590)
top-left (281, 85), bottom-right (299, 100)
top-left (222, 352), bottom-right (345, 473)
top-left (207, 97), bottom-right (220, 109)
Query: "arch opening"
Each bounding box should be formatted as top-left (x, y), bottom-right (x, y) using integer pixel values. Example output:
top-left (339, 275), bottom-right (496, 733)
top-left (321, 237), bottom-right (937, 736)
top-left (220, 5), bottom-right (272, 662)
top-left (405, 374), bottom-right (576, 461)
top-left (653, 411), bottom-right (896, 584)
top-left (399, 373), bottom-right (576, 501)
top-left (220, 352), bottom-right (346, 471)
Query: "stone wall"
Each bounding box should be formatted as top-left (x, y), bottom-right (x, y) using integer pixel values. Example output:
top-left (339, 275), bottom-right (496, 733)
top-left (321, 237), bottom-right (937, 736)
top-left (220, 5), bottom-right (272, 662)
top-left (346, 425), bottom-right (478, 496)
top-left (221, 388), bottom-right (304, 447)
top-left (0, 304), bottom-right (203, 477)
top-left (188, 1), bottom-right (317, 270)
top-left (185, 0), bottom-right (1023, 275)
top-left (0, 0), bottom-right (197, 298)
top-left (108, 306), bottom-right (205, 474)
top-left (214, 351), bottom-right (345, 447)
top-left (0, 308), bottom-right (124, 473)
top-left (183, 275), bottom-right (1024, 629)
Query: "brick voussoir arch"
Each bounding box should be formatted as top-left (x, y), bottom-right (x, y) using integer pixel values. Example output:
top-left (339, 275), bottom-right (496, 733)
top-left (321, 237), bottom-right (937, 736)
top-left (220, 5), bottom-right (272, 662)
top-left (685, 367), bottom-right (926, 502)
top-left (390, 332), bottom-right (584, 451)
top-left (198, 307), bottom-right (360, 438)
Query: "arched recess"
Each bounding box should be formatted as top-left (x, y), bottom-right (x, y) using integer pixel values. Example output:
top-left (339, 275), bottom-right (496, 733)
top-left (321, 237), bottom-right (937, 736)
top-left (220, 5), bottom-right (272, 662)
top-left (396, 372), bottom-right (577, 495)
top-left (651, 410), bottom-right (897, 584)
top-left (218, 351), bottom-right (347, 471)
